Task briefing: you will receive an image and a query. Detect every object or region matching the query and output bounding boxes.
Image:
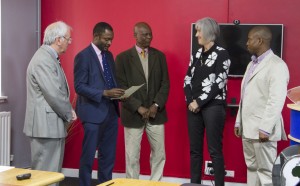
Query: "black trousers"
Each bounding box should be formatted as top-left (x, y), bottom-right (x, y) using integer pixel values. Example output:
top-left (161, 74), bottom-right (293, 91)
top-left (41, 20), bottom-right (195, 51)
top-left (187, 105), bottom-right (226, 186)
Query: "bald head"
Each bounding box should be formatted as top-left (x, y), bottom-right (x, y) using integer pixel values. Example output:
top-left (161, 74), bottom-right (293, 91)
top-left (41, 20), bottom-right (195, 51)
top-left (134, 22), bottom-right (151, 34)
top-left (249, 26), bottom-right (272, 46)
top-left (134, 22), bottom-right (153, 49)
top-left (247, 26), bottom-right (273, 56)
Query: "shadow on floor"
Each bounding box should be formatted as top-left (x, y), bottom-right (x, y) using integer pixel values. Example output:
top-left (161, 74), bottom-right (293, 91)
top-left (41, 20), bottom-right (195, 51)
top-left (59, 177), bottom-right (99, 186)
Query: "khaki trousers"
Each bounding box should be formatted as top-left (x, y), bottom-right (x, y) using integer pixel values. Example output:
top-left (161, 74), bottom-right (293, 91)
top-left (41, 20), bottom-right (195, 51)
top-left (124, 123), bottom-right (165, 181)
top-left (242, 138), bottom-right (277, 186)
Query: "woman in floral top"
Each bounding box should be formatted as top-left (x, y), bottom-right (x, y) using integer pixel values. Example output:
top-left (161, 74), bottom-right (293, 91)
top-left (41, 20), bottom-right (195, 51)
top-left (184, 17), bottom-right (231, 186)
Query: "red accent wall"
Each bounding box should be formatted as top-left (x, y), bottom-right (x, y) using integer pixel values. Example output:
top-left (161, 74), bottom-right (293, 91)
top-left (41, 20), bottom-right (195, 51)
top-left (42, 0), bottom-right (300, 183)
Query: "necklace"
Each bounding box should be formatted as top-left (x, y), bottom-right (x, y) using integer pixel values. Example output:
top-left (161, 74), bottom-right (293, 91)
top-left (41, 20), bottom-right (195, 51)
top-left (200, 54), bottom-right (204, 66)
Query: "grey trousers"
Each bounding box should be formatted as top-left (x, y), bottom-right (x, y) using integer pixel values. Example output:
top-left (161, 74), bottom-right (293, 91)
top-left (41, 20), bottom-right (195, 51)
top-left (124, 123), bottom-right (165, 181)
top-left (30, 137), bottom-right (65, 186)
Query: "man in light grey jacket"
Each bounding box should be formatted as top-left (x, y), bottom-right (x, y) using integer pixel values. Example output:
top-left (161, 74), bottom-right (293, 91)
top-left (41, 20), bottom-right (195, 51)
top-left (24, 21), bottom-right (77, 175)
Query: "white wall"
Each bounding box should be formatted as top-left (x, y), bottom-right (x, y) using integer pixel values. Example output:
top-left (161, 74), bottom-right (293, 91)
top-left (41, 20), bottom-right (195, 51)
top-left (0, 0), bottom-right (40, 167)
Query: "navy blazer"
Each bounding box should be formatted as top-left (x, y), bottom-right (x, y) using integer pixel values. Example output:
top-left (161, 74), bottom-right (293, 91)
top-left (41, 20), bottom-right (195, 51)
top-left (74, 44), bottom-right (119, 124)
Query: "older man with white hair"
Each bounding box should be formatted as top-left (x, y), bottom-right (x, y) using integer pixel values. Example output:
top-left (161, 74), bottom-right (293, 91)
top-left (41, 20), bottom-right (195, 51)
top-left (24, 21), bottom-right (77, 177)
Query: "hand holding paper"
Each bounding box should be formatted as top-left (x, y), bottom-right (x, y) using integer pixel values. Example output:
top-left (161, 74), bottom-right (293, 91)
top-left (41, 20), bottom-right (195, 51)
top-left (112, 84), bottom-right (145, 100)
top-left (104, 88), bottom-right (125, 98)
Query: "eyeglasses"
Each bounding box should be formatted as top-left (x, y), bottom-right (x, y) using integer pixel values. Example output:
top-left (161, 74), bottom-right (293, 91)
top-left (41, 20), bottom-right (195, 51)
top-left (62, 36), bottom-right (72, 42)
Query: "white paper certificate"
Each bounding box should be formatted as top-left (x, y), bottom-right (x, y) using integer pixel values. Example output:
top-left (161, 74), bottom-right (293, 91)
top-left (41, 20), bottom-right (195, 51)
top-left (111, 84), bottom-right (145, 100)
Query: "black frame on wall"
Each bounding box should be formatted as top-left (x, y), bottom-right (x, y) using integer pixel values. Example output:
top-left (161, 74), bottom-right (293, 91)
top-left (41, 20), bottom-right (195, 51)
top-left (190, 23), bottom-right (284, 77)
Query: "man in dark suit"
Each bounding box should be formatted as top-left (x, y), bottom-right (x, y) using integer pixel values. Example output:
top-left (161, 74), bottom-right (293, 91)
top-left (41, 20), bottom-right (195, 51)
top-left (74, 22), bottom-right (125, 186)
top-left (115, 22), bottom-right (170, 181)
top-left (24, 21), bottom-right (77, 179)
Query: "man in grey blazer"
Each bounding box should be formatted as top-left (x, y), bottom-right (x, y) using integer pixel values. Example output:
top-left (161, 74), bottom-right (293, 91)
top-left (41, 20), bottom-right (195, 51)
top-left (115, 22), bottom-right (170, 181)
top-left (24, 21), bottom-right (77, 176)
top-left (234, 26), bottom-right (289, 186)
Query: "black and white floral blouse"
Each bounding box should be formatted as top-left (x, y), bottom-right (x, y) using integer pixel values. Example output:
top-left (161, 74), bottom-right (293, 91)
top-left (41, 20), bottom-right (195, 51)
top-left (184, 44), bottom-right (231, 108)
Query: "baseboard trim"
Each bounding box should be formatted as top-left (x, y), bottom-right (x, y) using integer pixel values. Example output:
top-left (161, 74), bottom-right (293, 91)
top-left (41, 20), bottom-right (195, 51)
top-left (62, 168), bottom-right (191, 182)
top-left (61, 168), bottom-right (246, 186)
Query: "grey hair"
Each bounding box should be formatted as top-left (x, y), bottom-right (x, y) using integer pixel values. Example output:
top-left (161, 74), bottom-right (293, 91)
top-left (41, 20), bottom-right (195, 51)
top-left (195, 17), bottom-right (220, 42)
top-left (43, 21), bottom-right (71, 45)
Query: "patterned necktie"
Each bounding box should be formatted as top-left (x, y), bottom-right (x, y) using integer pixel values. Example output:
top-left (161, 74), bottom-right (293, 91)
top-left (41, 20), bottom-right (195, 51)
top-left (102, 52), bottom-right (115, 89)
top-left (141, 49), bottom-right (145, 59)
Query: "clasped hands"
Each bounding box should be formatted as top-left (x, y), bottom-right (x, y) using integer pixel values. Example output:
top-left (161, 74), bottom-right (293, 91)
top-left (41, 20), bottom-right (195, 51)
top-left (138, 104), bottom-right (158, 123)
top-left (188, 100), bottom-right (200, 113)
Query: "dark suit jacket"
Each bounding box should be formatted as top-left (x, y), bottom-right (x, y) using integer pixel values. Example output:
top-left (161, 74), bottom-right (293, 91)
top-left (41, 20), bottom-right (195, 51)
top-left (115, 46), bottom-right (170, 128)
top-left (74, 44), bottom-right (119, 124)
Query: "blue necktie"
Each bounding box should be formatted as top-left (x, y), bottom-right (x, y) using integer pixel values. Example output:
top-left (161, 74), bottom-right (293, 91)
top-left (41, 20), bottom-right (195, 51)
top-left (102, 52), bottom-right (115, 89)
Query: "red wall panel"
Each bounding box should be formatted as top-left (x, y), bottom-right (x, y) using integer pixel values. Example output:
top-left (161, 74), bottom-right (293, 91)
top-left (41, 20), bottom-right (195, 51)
top-left (41, 0), bottom-right (300, 183)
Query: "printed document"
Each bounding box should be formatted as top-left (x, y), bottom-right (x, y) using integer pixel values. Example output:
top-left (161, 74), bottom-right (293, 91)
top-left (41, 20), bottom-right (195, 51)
top-left (112, 84), bottom-right (145, 99)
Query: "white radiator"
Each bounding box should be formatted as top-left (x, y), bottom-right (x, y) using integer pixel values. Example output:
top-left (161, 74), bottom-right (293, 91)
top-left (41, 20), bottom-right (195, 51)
top-left (0, 111), bottom-right (11, 166)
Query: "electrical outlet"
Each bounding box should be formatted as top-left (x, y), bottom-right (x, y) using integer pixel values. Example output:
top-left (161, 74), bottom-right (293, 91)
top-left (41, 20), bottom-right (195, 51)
top-left (225, 170), bottom-right (234, 177)
top-left (204, 161), bottom-right (214, 175)
top-left (205, 161), bottom-right (213, 168)
top-left (204, 161), bottom-right (235, 178)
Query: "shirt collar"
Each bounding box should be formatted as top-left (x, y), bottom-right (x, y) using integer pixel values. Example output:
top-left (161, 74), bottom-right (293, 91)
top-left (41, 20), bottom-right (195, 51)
top-left (45, 45), bottom-right (59, 60)
top-left (251, 49), bottom-right (272, 64)
top-left (135, 45), bottom-right (148, 54)
top-left (91, 42), bottom-right (103, 56)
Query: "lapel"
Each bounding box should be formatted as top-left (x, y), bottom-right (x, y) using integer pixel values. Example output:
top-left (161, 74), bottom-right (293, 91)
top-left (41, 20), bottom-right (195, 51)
top-left (247, 51), bottom-right (273, 83)
top-left (88, 44), bottom-right (118, 87)
top-left (41, 45), bottom-right (70, 97)
top-left (148, 47), bottom-right (156, 77)
top-left (88, 44), bottom-right (105, 81)
top-left (60, 65), bottom-right (70, 97)
top-left (130, 47), bottom-right (146, 77)
top-left (129, 46), bottom-right (156, 79)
